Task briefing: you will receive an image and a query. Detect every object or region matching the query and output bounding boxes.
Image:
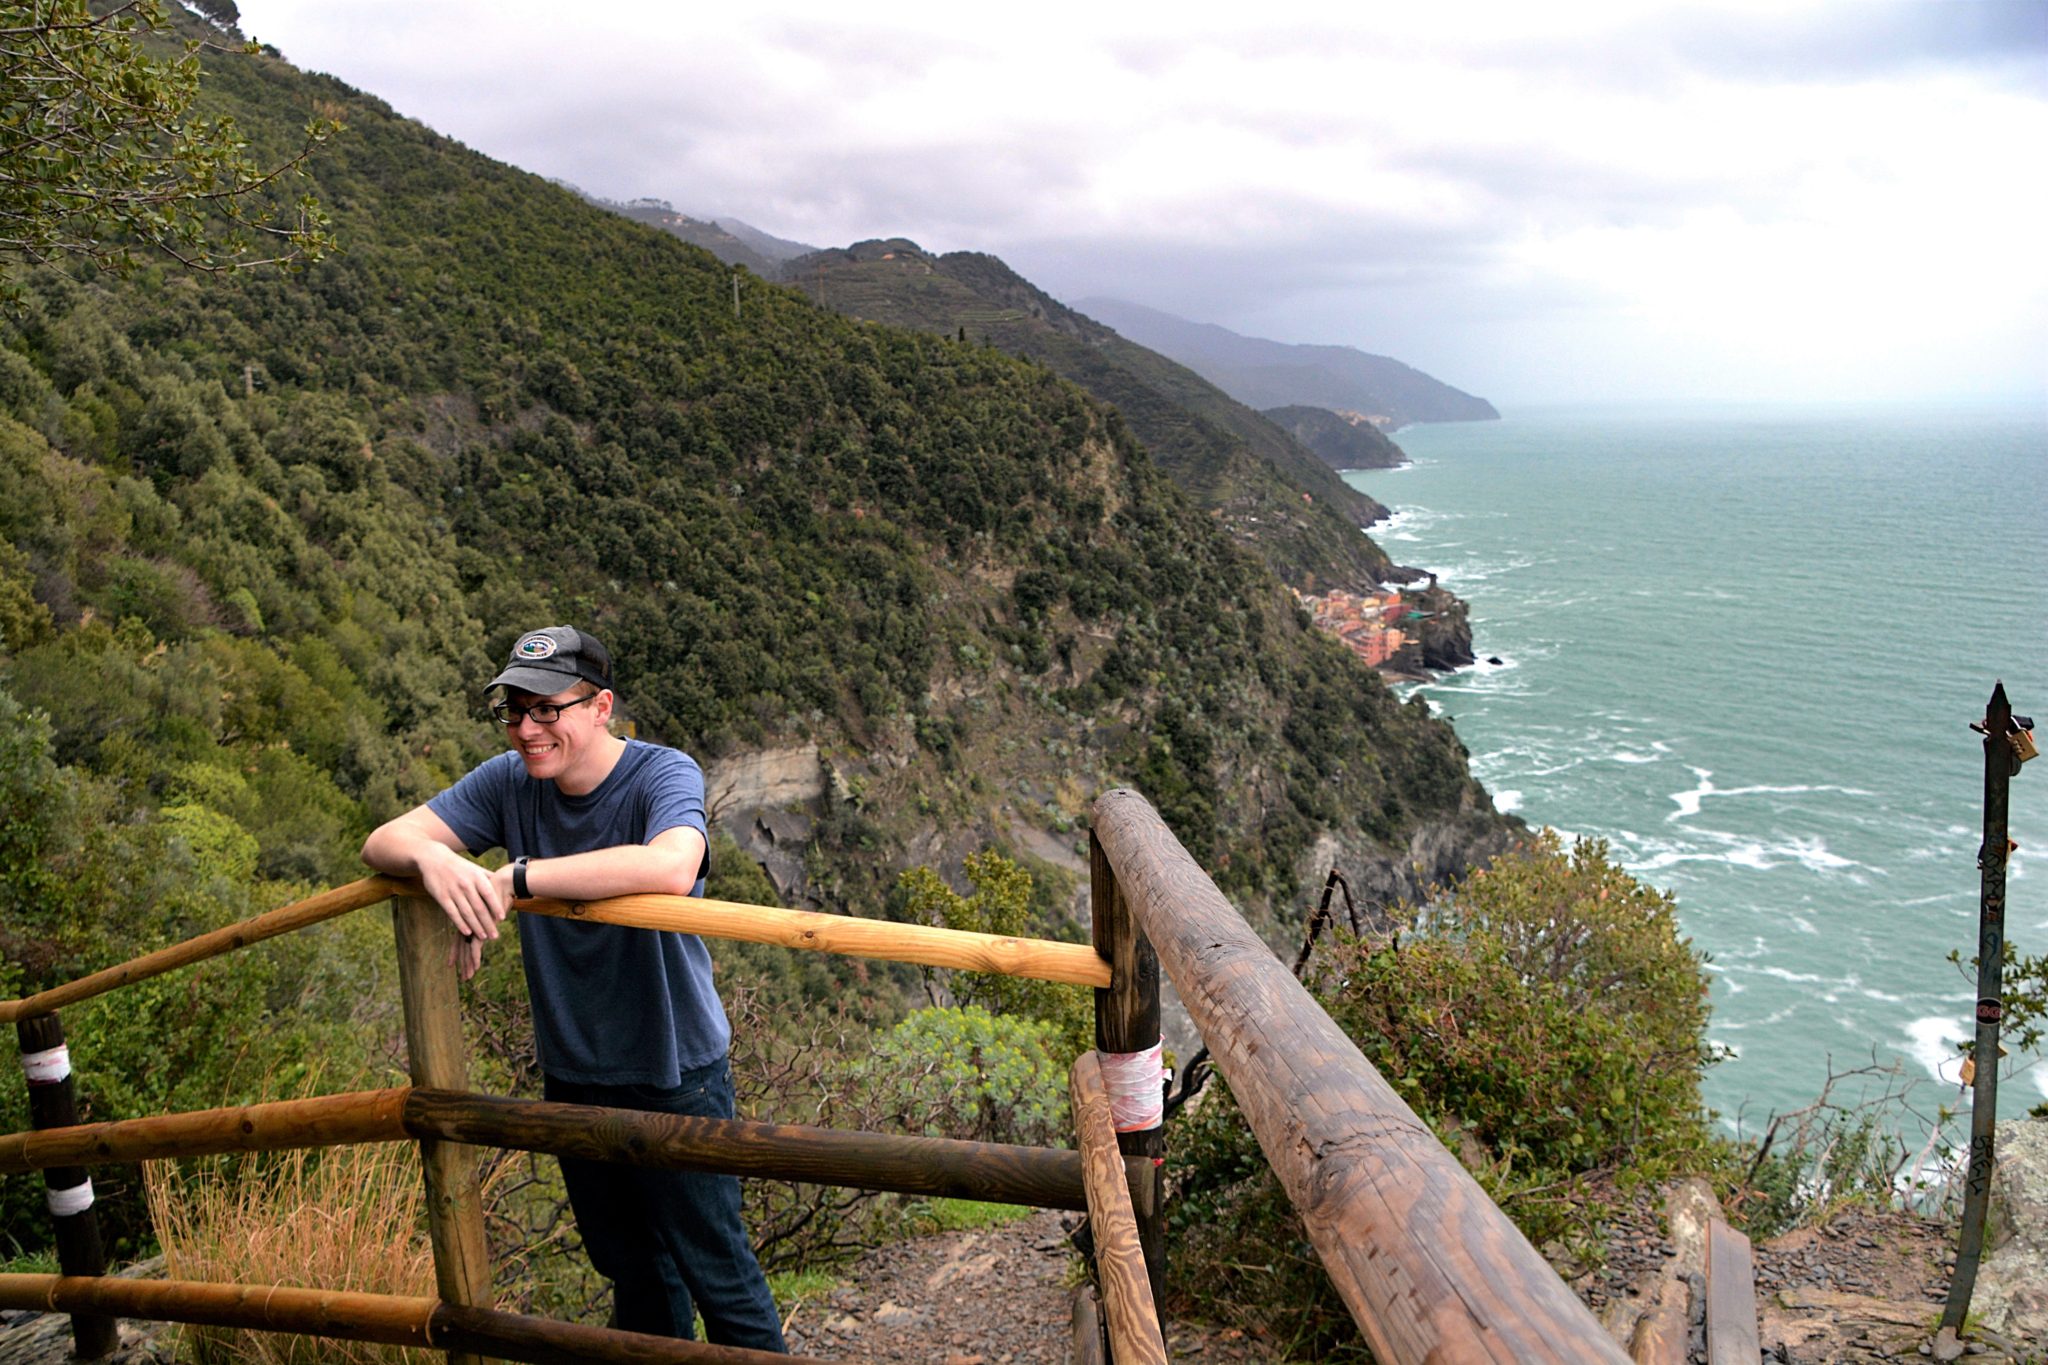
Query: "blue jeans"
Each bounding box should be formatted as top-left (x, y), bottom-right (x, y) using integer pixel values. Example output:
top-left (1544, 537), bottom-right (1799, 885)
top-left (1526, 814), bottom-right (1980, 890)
top-left (544, 1060), bottom-right (785, 1351)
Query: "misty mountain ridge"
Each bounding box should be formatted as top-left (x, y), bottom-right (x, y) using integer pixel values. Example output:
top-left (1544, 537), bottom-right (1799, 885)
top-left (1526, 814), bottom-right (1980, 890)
top-left (569, 192), bottom-right (1489, 436)
top-left (717, 217), bottom-right (819, 264)
top-left (558, 184), bottom-right (818, 276)
top-left (1075, 297), bottom-right (1499, 430)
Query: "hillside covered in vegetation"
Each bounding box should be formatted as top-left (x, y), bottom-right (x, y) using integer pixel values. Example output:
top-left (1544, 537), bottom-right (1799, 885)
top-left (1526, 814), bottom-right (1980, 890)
top-left (770, 238), bottom-right (1401, 595)
top-left (0, 10), bottom-right (1517, 1256)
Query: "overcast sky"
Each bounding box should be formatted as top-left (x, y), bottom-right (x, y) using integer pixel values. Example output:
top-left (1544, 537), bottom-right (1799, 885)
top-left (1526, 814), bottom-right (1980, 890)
top-left (238, 1), bottom-right (2046, 408)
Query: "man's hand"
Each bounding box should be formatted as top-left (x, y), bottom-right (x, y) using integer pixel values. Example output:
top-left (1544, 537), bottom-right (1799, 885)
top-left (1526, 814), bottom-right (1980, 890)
top-left (362, 806), bottom-right (509, 982)
top-left (417, 842), bottom-right (513, 942)
top-left (447, 932), bottom-right (486, 981)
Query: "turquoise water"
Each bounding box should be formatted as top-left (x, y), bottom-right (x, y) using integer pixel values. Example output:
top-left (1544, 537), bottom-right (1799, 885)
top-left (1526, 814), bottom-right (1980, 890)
top-left (1350, 402), bottom-right (2048, 1134)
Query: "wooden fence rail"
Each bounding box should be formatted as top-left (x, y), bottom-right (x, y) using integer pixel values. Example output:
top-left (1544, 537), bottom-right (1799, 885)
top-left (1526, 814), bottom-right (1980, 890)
top-left (0, 866), bottom-right (1138, 1363)
top-left (518, 892), bottom-right (1110, 985)
top-left (1092, 787), bottom-right (1631, 1365)
top-left (0, 877), bottom-right (408, 1025)
top-left (1071, 1052), bottom-right (1167, 1365)
top-left (0, 879), bottom-right (1110, 1029)
top-left (0, 1086), bottom-right (1158, 1212)
top-left (0, 1274), bottom-right (838, 1364)
top-left (3, 787), bottom-right (1654, 1364)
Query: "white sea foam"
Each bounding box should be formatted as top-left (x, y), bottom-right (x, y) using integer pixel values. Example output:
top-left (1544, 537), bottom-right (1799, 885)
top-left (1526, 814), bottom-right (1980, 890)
top-left (1904, 1015), bottom-right (1968, 1086)
top-left (1609, 750), bottom-right (1660, 765)
top-left (1667, 773), bottom-right (1876, 824)
top-left (1717, 1003), bottom-right (1802, 1031)
top-left (1669, 769), bottom-right (1714, 819)
top-left (1494, 789), bottom-right (1523, 814)
top-left (1726, 843), bottom-right (1774, 871)
top-left (1755, 965), bottom-right (1828, 985)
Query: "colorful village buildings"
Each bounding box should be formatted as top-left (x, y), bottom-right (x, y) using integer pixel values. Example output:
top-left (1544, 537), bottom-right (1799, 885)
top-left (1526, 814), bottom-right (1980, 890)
top-left (1294, 587), bottom-right (1411, 670)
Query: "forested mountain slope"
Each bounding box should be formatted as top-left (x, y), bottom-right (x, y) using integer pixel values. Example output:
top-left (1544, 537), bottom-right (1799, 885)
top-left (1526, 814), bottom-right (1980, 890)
top-left (0, 30), bottom-right (1508, 1033)
top-left (780, 238), bottom-right (1398, 594)
top-left (1264, 405), bottom-right (1409, 471)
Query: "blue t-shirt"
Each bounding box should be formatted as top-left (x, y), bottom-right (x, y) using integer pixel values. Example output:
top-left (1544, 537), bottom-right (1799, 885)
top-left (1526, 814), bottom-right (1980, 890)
top-left (427, 739), bottom-right (729, 1085)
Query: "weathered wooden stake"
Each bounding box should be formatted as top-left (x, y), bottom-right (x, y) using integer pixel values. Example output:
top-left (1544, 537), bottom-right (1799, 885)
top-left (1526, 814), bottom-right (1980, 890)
top-left (1942, 681), bottom-right (2019, 1334)
top-left (1071, 1053), bottom-right (1168, 1365)
top-left (1090, 831), bottom-right (1166, 1312)
top-left (393, 896), bottom-right (492, 1365)
top-left (15, 1011), bottom-right (117, 1359)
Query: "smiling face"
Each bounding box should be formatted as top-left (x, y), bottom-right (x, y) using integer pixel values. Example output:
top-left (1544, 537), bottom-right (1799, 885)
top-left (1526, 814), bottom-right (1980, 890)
top-left (501, 682), bottom-right (621, 793)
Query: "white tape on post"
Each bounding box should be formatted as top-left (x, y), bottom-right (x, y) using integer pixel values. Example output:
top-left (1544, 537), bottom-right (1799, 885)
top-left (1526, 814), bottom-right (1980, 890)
top-left (21, 1045), bottom-right (70, 1083)
top-left (1098, 1041), bottom-right (1165, 1133)
top-left (46, 1178), bottom-right (94, 1218)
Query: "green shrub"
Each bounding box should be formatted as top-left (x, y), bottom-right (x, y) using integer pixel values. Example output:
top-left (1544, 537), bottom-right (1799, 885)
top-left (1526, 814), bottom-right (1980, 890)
top-left (859, 1005), bottom-right (1070, 1149)
top-left (898, 850), bottom-right (1091, 1058)
top-left (1324, 832), bottom-right (1714, 1175)
top-left (1167, 832), bottom-right (1718, 1350)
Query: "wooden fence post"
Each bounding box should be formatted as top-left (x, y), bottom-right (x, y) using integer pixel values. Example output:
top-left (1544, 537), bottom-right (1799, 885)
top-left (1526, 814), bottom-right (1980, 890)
top-left (1942, 681), bottom-right (2021, 1336)
top-left (1090, 831), bottom-right (1165, 1309)
top-left (15, 1011), bottom-right (117, 1359)
top-left (392, 895), bottom-right (492, 1365)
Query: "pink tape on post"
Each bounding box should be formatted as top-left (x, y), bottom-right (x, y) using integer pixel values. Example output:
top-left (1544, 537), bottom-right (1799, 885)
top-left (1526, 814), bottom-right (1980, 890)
top-left (1097, 1041), bottom-right (1164, 1132)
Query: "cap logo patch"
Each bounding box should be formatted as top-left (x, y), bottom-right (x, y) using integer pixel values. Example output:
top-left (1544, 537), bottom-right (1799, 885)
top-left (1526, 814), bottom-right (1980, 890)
top-left (516, 635), bottom-right (558, 660)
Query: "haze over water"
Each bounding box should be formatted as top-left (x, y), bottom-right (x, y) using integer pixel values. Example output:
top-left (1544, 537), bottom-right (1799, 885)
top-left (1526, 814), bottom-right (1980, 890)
top-left (1351, 402), bottom-right (2048, 1132)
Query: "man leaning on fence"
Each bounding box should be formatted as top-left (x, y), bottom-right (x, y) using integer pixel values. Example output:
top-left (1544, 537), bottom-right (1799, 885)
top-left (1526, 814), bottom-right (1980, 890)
top-left (359, 625), bottom-right (786, 1352)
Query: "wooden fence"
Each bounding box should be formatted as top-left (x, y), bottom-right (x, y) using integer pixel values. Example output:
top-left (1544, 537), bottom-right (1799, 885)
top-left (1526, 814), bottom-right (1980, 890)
top-left (2, 789), bottom-right (1627, 1363)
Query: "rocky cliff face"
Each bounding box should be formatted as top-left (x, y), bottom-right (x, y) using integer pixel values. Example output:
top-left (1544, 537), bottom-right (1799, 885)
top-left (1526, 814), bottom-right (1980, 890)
top-left (1411, 583), bottom-right (1477, 671)
top-left (1975, 1117), bottom-right (2048, 1346)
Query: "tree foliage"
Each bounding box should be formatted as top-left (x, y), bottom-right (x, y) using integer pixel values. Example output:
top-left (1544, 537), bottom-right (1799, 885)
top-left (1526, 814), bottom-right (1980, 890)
top-left (899, 850), bottom-right (1090, 1058)
top-left (0, 0), bottom-right (334, 284)
top-left (1167, 833), bottom-right (1719, 1353)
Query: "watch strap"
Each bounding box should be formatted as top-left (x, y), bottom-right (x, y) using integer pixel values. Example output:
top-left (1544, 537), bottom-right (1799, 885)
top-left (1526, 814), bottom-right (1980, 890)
top-left (512, 856), bottom-right (531, 900)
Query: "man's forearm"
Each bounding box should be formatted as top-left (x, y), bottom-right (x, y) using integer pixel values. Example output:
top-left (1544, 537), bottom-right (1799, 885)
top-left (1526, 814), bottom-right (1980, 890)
top-left (517, 838), bottom-right (704, 903)
top-left (362, 823), bottom-right (462, 877)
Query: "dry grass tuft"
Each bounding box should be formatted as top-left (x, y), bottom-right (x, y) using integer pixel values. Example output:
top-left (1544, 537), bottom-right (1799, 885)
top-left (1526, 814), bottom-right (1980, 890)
top-left (145, 1139), bottom-right (437, 1364)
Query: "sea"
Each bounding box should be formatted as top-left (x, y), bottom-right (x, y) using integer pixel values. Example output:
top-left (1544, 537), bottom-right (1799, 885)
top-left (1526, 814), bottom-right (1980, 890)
top-left (1347, 400), bottom-right (2048, 1140)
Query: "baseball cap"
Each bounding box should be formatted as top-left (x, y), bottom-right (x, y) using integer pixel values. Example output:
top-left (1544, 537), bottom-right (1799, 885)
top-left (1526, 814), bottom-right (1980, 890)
top-left (486, 626), bottom-right (615, 696)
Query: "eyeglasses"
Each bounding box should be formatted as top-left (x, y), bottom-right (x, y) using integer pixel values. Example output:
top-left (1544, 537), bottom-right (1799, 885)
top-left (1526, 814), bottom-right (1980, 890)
top-left (491, 693), bottom-right (601, 726)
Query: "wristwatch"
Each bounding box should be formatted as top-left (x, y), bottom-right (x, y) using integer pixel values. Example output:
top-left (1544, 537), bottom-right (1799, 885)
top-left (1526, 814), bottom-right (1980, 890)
top-left (512, 856), bottom-right (531, 899)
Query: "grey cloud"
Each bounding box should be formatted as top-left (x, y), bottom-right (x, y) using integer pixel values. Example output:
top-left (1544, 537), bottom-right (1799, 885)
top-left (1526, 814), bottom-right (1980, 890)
top-left (1651, 1), bottom-right (2048, 85)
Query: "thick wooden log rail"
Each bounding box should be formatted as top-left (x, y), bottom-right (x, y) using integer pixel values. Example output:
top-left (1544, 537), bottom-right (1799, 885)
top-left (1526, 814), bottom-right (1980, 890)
top-left (1093, 787), bottom-right (1632, 1364)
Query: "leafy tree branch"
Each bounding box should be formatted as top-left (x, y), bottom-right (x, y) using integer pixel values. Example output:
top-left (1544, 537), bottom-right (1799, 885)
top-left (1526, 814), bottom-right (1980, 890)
top-left (0, 0), bottom-right (335, 285)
